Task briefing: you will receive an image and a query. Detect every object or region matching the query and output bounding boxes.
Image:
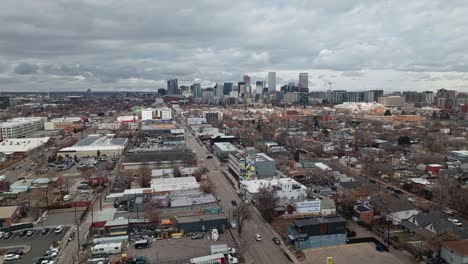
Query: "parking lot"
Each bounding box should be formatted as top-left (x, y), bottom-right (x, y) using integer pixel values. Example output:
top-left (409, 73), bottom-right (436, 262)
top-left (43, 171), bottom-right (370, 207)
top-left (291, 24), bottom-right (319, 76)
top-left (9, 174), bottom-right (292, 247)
top-left (0, 226), bottom-right (69, 264)
top-left (126, 233), bottom-right (234, 263)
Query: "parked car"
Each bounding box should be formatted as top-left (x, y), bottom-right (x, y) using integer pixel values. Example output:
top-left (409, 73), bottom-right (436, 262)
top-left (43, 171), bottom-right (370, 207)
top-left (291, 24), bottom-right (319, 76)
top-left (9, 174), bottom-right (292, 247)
top-left (207, 155), bottom-right (213, 159)
top-left (0, 231), bottom-right (4, 239)
top-left (394, 189), bottom-right (404, 195)
top-left (26, 229), bottom-right (36, 236)
top-left (254, 234), bottom-right (262, 241)
top-left (3, 232), bottom-right (13, 239)
top-left (448, 218), bottom-right (462, 226)
top-left (18, 230), bottom-right (27, 237)
top-left (272, 237), bottom-right (281, 245)
top-left (4, 254), bottom-right (20, 261)
top-left (191, 233), bottom-right (204, 240)
top-left (55, 225), bottom-right (65, 234)
top-left (368, 179), bottom-right (377, 184)
top-left (231, 200), bottom-right (237, 206)
top-left (6, 250), bottom-right (23, 256)
top-left (386, 186), bottom-right (395, 191)
top-left (346, 228), bottom-right (356, 237)
top-left (41, 228), bottom-right (50, 235)
top-left (68, 232), bottom-right (75, 241)
top-left (443, 209), bottom-right (455, 216)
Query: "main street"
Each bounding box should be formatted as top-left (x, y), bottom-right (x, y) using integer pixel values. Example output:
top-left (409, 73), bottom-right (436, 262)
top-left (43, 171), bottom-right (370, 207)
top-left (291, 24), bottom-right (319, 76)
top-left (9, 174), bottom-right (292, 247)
top-left (183, 126), bottom-right (295, 264)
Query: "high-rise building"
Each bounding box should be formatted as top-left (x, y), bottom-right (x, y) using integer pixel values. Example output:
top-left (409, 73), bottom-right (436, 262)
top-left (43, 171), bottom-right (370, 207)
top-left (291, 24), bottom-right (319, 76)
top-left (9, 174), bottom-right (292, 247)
top-left (299, 73), bottom-right (308, 89)
top-left (191, 83), bottom-right (202, 98)
top-left (330, 90), bottom-right (347, 104)
top-left (214, 83), bottom-right (224, 98)
top-left (223, 83), bottom-right (233, 95)
top-left (167, 79), bottom-right (179, 95)
top-left (256, 81), bottom-right (264, 95)
top-left (268, 72), bottom-right (276, 92)
top-left (0, 97), bottom-right (10, 109)
top-left (243, 75), bottom-right (251, 86)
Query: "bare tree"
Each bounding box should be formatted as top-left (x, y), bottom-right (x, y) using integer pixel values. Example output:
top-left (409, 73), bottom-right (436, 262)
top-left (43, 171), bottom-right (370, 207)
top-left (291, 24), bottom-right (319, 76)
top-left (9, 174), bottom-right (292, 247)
top-left (427, 230), bottom-right (460, 252)
top-left (174, 166), bottom-right (182, 177)
top-left (138, 164), bottom-right (152, 187)
top-left (200, 179), bottom-right (212, 193)
top-left (256, 185), bottom-right (277, 223)
top-left (144, 200), bottom-right (160, 223)
top-left (371, 191), bottom-right (393, 215)
top-left (232, 203), bottom-right (251, 235)
top-left (361, 152), bottom-right (378, 181)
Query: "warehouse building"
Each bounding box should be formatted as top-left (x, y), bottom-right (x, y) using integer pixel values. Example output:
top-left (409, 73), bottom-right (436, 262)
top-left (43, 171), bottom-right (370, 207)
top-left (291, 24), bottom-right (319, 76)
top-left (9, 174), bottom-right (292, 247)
top-left (57, 134), bottom-right (127, 158)
top-left (0, 137), bottom-right (51, 158)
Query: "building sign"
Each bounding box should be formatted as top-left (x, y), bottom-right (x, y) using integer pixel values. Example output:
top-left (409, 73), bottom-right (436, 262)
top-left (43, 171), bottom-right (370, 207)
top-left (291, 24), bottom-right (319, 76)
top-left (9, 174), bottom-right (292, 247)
top-left (295, 200), bottom-right (321, 213)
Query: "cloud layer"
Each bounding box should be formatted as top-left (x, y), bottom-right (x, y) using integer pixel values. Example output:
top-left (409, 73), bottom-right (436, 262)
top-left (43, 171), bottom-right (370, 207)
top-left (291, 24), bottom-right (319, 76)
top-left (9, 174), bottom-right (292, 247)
top-left (1, 0), bottom-right (468, 92)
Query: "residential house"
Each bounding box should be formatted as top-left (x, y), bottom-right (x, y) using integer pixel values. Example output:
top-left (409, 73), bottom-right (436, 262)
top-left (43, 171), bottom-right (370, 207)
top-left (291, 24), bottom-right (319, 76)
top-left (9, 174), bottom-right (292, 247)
top-left (354, 204), bottom-right (373, 224)
top-left (440, 239), bottom-right (468, 264)
top-left (386, 210), bottom-right (420, 225)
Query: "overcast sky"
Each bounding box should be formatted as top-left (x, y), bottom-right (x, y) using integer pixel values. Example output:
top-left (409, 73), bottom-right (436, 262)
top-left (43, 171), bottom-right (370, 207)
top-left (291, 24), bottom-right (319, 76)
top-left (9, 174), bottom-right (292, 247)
top-left (1, 0), bottom-right (468, 92)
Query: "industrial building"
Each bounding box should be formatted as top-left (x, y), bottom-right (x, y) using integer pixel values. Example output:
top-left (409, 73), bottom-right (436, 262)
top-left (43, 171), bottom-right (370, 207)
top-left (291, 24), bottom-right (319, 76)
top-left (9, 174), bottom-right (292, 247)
top-left (57, 134), bottom-right (127, 158)
top-left (0, 137), bottom-right (51, 158)
top-left (288, 216), bottom-right (347, 250)
top-left (151, 177), bottom-right (200, 194)
top-left (122, 148), bottom-right (197, 170)
top-left (212, 142), bottom-right (239, 161)
top-left (44, 117), bottom-right (83, 133)
top-left (378, 96), bottom-right (406, 107)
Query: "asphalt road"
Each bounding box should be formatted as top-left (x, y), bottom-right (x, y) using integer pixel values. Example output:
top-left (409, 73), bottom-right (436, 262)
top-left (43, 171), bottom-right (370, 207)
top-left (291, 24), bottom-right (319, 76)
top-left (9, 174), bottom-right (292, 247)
top-left (0, 227), bottom-right (68, 264)
top-left (184, 126), bottom-right (293, 264)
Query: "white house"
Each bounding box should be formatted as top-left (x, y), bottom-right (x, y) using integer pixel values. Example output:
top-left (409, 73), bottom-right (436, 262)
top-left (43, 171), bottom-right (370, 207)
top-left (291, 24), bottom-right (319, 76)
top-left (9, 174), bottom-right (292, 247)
top-left (386, 210), bottom-right (420, 225)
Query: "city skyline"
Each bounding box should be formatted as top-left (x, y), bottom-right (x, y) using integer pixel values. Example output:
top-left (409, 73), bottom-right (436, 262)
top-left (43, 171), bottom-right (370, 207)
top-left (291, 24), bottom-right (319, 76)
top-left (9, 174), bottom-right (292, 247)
top-left (1, 1), bottom-right (468, 92)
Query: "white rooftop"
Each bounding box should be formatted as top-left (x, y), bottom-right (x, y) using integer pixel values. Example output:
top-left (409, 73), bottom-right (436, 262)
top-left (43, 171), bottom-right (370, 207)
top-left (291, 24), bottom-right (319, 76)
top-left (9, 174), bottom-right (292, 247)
top-left (214, 142), bottom-right (239, 152)
top-left (0, 137), bottom-right (50, 154)
top-left (59, 135), bottom-right (127, 152)
top-left (240, 178), bottom-right (306, 194)
top-left (151, 176), bottom-right (200, 193)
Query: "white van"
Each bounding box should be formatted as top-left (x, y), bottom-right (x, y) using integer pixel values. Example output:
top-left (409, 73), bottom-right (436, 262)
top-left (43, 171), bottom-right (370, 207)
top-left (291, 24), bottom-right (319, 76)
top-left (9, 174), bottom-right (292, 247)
top-left (63, 195), bottom-right (71, 201)
top-left (0, 175), bottom-right (6, 181)
top-left (91, 243), bottom-right (122, 255)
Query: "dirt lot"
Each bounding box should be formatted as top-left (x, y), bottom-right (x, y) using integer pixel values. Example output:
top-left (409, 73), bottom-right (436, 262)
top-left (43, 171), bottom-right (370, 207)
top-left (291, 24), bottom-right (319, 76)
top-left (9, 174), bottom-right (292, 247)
top-left (126, 233), bottom-right (234, 263)
top-left (302, 243), bottom-right (407, 264)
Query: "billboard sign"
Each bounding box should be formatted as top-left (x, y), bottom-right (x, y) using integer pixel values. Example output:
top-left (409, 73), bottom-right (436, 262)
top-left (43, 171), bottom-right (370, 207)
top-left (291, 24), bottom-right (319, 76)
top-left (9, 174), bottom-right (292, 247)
top-left (295, 200), bottom-right (321, 213)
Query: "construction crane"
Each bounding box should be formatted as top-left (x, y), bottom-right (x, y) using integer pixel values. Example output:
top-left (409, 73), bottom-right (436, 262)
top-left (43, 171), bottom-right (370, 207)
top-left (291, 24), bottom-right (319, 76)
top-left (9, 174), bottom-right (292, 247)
top-left (327, 81), bottom-right (335, 90)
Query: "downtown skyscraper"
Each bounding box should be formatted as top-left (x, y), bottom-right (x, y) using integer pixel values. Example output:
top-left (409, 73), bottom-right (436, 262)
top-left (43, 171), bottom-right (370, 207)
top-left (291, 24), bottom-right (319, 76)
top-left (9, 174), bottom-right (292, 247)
top-left (268, 72), bottom-right (276, 92)
top-left (299, 73), bottom-right (308, 89)
top-left (167, 79), bottom-right (179, 95)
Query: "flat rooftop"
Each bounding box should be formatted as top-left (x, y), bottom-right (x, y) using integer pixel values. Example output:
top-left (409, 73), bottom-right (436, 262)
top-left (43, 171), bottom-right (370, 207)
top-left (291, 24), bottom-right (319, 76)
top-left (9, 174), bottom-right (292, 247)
top-left (123, 149), bottom-right (195, 163)
top-left (213, 142), bottom-right (238, 152)
top-left (59, 134), bottom-right (127, 152)
top-left (151, 176), bottom-right (199, 193)
top-left (255, 153), bottom-right (274, 162)
top-left (0, 137), bottom-right (50, 154)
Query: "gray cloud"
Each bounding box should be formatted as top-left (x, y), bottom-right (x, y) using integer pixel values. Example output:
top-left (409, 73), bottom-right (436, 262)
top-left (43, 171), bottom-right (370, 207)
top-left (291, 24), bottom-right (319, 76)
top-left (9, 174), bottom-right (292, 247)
top-left (0, 0), bottom-right (468, 91)
top-left (13, 62), bottom-right (39, 75)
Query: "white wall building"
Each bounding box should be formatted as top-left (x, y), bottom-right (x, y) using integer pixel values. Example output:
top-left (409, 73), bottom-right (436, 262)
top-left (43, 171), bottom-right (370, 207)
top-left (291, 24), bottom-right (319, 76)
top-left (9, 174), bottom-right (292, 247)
top-left (157, 107), bottom-right (172, 120)
top-left (240, 178), bottom-right (307, 206)
top-left (0, 117), bottom-right (44, 140)
top-left (141, 108), bottom-right (154, 120)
